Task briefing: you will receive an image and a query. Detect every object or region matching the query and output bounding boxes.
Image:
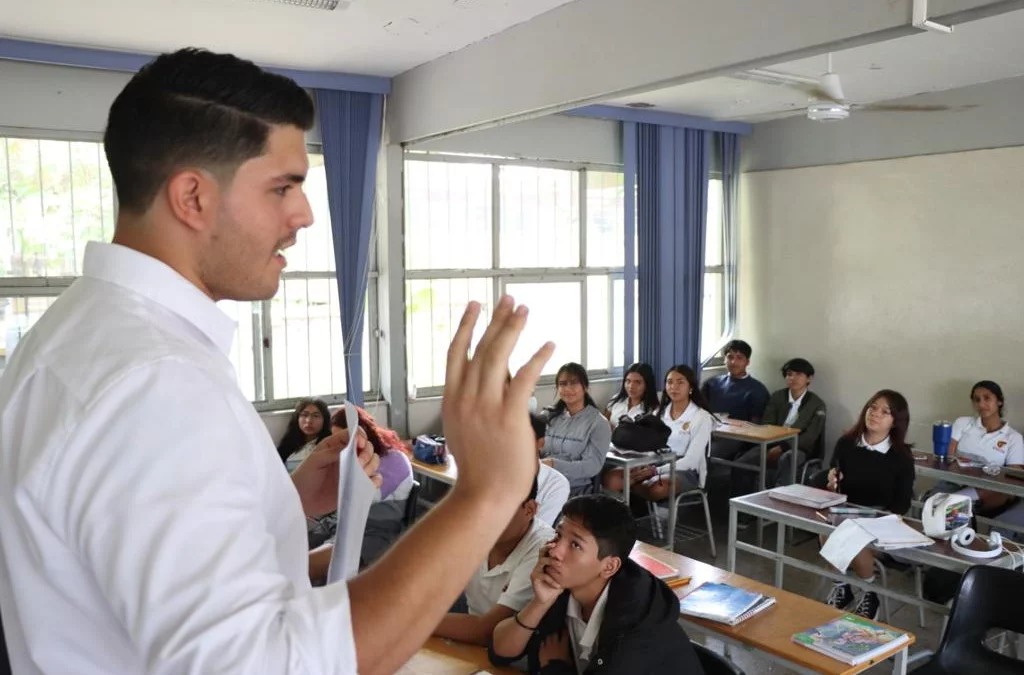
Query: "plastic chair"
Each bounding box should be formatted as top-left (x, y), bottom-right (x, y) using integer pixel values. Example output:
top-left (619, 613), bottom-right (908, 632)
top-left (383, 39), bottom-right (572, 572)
top-left (912, 565), bottom-right (1024, 675)
top-left (692, 642), bottom-right (745, 675)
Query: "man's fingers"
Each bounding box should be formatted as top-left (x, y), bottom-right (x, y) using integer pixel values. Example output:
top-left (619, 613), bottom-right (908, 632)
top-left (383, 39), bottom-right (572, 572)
top-left (469, 296), bottom-right (516, 375)
top-left (444, 301), bottom-right (482, 399)
top-left (508, 340), bottom-right (556, 405)
top-left (473, 300), bottom-right (528, 398)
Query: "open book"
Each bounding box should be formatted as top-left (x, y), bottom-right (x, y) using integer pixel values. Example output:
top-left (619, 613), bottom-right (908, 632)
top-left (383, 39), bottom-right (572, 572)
top-left (793, 614), bottom-right (910, 665)
top-left (678, 582), bottom-right (775, 626)
top-left (821, 514), bottom-right (933, 573)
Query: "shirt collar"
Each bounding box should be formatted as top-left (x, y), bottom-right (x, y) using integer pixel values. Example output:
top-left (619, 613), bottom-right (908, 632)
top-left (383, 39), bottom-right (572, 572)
top-left (82, 242), bottom-right (236, 355)
top-left (566, 583), bottom-right (610, 658)
top-left (788, 390), bottom-right (807, 406)
top-left (974, 417), bottom-right (1008, 435)
top-left (859, 434), bottom-right (892, 453)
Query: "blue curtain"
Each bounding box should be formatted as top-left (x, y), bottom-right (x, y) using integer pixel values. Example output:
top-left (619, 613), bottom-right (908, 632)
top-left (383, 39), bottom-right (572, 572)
top-left (719, 132), bottom-right (740, 343)
top-left (314, 89), bottom-right (385, 405)
top-left (631, 123), bottom-right (710, 381)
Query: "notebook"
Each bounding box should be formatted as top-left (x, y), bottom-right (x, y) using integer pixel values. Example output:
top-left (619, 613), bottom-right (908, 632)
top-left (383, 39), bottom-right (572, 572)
top-left (768, 483), bottom-right (848, 509)
top-left (678, 582), bottom-right (776, 626)
top-left (630, 550), bottom-right (678, 580)
top-left (820, 515), bottom-right (933, 573)
top-left (793, 614), bottom-right (910, 665)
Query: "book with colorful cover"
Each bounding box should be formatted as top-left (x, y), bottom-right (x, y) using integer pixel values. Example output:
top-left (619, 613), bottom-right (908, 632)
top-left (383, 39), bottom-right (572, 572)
top-left (630, 550), bottom-right (678, 580)
top-left (792, 614), bottom-right (910, 665)
top-left (678, 582), bottom-right (776, 626)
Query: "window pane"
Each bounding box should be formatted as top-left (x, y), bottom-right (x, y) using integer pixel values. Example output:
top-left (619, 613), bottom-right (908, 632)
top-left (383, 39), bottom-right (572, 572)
top-left (0, 138), bottom-right (114, 277)
top-left (270, 278), bottom-right (366, 399)
top-left (406, 277), bottom-right (493, 391)
top-left (405, 161), bottom-right (492, 270)
top-left (586, 276), bottom-right (611, 371)
top-left (499, 166), bottom-right (579, 268)
top-left (504, 281), bottom-right (581, 376)
top-left (0, 296), bottom-right (58, 378)
top-left (701, 272), bottom-right (725, 362)
top-left (611, 278), bottom-right (631, 369)
top-left (216, 300), bottom-right (258, 401)
top-left (289, 153), bottom-right (336, 273)
top-left (585, 171), bottom-right (624, 267)
top-left (705, 178), bottom-right (724, 267)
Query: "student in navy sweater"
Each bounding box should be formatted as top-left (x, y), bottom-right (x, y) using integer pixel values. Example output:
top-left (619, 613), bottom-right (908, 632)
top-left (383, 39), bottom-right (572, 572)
top-left (822, 389), bottom-right (915, 621)
top-left (701, 339), bottom-right (769, 461)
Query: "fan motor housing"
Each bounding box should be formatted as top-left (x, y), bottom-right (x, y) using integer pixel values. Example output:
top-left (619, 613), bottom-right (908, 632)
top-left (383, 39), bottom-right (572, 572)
top-left (806, 102), bottom-right (850, 121)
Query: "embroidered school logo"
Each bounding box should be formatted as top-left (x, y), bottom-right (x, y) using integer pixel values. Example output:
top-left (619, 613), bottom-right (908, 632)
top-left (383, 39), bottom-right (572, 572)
top-left (682, 422), bottom-right (691, 431)
top-left (997, 440), bottom-right (1008, 449)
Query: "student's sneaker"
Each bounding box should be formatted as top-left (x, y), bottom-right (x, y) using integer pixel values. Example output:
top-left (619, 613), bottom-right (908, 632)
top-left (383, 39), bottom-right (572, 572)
top-left (825, 582), bottom-right (854, 610)
top-left (853, 591), bottom-right (881, 621)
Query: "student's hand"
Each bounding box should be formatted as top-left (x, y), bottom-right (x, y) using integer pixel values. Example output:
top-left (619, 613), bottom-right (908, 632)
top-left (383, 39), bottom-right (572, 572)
top-left (827, 468), bottom-right (842, 493)
top-left (538, 628), bottom-right (572, 668)
top-left (530, 544), bottom-right (565, 606)
top-left (442, 297), bottom-right (554, 505)
top-left (766, 445), bottom-right (784, 463)
top-left (291, 429), bottom-right (380, 517)
top-left (629, 466), bottom-right (656, 484)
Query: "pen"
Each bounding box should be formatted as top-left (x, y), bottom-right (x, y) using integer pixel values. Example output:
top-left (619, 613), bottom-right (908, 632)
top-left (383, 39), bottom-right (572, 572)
top-left (667, 576), bottom-right (692, 589)
top-left (815, 511), bottom-right (829, 521)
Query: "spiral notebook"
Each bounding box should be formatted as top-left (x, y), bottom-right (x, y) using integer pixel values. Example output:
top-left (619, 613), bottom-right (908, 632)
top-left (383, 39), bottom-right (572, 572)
top-left (678, 582), bottom-right (776, 626)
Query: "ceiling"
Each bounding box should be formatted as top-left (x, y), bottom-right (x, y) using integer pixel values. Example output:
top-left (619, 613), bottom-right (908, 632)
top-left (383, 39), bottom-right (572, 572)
top-left (604, 9), bottom-right (1024, 123)
top-left (0, 0), bottom-right (580, 75)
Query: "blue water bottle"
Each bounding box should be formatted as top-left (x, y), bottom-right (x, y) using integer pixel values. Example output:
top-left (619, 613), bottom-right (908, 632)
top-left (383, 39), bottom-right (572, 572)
top-left (933, 421), bottom-right (952, 462)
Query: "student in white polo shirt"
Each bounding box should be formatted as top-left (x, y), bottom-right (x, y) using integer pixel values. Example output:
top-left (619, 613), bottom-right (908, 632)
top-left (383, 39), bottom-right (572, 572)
top-left (433, 473), bottom-right (555, 646)
top-left (602, 362), bottom-right (659, 429)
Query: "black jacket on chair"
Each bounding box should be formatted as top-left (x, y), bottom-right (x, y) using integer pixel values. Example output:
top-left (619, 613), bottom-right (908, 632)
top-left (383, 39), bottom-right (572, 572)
top-left (488, 558), bottom-right (704, 674)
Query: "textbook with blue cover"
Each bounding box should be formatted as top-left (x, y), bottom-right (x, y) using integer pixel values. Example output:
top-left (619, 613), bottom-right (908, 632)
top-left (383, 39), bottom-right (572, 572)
top-left (678, 582), bottom-right (776, 626)
top-left (793, 614), bottom-right (910, 665)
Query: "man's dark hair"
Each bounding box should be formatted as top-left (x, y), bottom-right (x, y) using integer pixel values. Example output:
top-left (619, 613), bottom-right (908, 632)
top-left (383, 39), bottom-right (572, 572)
top-left (104, 48), bottom-right (315, 213)
top-left (724, 339), bottom-right (753, 359)
top-left (781, 357), bottom-right (815, 377)
top-left (528, 471), bottom-right (539, 503)
top-left (529, 412), bottom-right (547, 441)
top-left (559, 494), bottom-right (636, 561)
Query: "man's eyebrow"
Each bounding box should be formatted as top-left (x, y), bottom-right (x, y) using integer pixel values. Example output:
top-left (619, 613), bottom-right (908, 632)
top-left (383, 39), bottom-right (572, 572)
top-left (274, 173), bottom-right (307, 184)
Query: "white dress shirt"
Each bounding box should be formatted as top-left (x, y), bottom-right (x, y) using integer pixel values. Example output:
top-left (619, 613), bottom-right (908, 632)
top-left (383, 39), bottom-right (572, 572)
top-left (537, 462), bottom-right (570, 526)
top-left (605, 399), bottom-right (647, 429)
top-left (464, 518), bottom-right (554, 616)
top-left (0, 243), bottom-right (357, 674)
top-left (783, 390), bottom-right (805, 428)
top-left (656, 402), bottom-right (714, 487)
top-left (566, 584), bottom-right (610, 674)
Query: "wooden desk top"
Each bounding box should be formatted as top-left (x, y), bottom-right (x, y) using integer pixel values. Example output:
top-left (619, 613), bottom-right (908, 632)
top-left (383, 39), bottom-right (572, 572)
top-left (400, 637), bottom-right (517, 674)
top-left (410, 457), bottom-right (459, 485)
top-left (912, 451), bottom-right (1024, 498)
top-left (713, 423), bottom-right (801, 443)
top-left (635, 542), bottom-right (915, 675)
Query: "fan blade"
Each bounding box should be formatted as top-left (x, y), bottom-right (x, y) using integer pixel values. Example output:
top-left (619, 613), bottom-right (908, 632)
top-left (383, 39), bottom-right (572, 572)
top-left (819, 73), bottom-right (845, 103)
top-left (854, 103), bottom-right (978, 113)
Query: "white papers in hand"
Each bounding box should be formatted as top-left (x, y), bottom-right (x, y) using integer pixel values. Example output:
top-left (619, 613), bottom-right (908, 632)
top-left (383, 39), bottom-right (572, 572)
top-left (326, 401), bottom-right (377, 584)
top-left (820, 519), bottom-right (878, 573)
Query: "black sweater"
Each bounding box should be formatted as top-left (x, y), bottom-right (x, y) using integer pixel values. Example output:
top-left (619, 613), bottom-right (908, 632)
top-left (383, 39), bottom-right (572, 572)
top-left (830, 436), bottom-right (915, 514)
top-left (489, 559), bottom-right (704, 675)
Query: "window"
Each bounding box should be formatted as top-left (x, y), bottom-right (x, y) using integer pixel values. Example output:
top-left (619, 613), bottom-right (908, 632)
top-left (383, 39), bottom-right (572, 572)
top-left (404, 155), bottom-right (625, 393)
top-left (0, 136), bottom-right (373, 407)
top-left (701, 177), bottom-right (728, 363)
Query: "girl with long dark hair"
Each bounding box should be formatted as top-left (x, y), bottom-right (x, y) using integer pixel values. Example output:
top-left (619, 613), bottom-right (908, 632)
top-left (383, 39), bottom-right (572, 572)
top-left (541, 363), bottom-right (611, 496)
top-left (277, 397), bottom-right (331, 472)
top-left (603, 362), bottom-right (659, 429)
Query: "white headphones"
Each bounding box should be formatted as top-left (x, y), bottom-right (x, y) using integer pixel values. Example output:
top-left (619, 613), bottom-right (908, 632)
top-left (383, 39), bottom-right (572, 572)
top-left (949, 527), bottom-right (1003, 559)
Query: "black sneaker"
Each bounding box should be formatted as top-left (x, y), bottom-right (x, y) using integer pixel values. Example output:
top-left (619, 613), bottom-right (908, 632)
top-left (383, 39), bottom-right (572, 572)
top-left (853, 590), bottom-right (881, 621)
top-left (825, 582), bottom-right (854, 610)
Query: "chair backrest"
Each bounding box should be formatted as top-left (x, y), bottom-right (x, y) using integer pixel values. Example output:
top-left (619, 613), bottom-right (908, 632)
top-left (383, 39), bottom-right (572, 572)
top-left (402, 479), bottom-right (421, 528)
top-left (692, 642), bottom-right (745, 675)
top-left (930, 564), bottom-right (1024, 674)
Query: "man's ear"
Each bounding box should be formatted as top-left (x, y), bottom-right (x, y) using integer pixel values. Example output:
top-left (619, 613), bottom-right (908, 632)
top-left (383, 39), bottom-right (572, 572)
top-left (165, 168), bottom-right (220, 233)
top-left (523, 499), bottom-right (539, 519)
top-left (599, 555), bottom-right (622, 580)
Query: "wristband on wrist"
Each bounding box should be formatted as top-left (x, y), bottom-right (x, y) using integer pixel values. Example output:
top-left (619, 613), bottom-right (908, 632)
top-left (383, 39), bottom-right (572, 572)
top-left (514, 612), bottom-right (538, 631)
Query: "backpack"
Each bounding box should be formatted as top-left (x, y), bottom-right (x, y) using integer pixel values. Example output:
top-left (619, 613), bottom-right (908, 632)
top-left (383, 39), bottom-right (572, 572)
top-left (611, 413), bottom-right (672, 453)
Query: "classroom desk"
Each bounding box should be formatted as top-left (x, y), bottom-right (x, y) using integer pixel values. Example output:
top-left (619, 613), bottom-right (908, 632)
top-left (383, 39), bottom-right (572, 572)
top-left (635, 542), bottom-right (915, 675)
top-left (727, 491), bottom-right (1018, 617)
top-left (411, 457), bottom-right (458, 486)
top-left (399, 637), bottom-right (518, 674)
top-left (712, 423), bottom-right (802, 490)
top-left (912, 451), bottom-right (1024, 499)
top-left (603, 448), bottom-right (678, 547)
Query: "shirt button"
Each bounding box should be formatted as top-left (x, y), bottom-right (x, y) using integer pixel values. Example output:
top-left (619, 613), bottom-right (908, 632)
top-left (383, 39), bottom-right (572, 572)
top-left (597, 659), bottom-right (604, 665)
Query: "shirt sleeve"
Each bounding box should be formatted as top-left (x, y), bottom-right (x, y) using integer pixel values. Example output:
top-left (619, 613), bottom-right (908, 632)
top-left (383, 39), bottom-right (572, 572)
top-left (749, 382), bottom-right (770, 424)
top-left (951, 416), bottom-right (970, 442)
top-left (797, 398), bottom-right (827, 455)
top-left (1005, 431), bottom-right (1024, 466)
top-left (497, 544), bottom-right (544, 612)
top-left (50, 360), bottom-right (358, 674)
top-left (668, 412), bottom-right (712, 474)
top-left (550, 413), bottom-right (610, 482)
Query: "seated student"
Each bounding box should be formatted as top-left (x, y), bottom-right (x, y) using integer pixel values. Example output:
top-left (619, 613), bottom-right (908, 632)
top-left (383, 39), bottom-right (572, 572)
top-left (701, 339), bottom-right (770, 461)
top-left (308, 406), bottom-right (415, 581)
top-left (603, 365), bottom-right (714, 501)
top-left (736, 357), bottom-right (826, 489)
top-left (433, 473), bottom-right (555, 646)
top-left (822, 390), bottom-right (915, 620)
top-left (541, 363), bottom-right (613, 496)
top-left (532, 413), bottom-right (571, 526)
top-left (490, 494), bottom-right (704, 674)
top-left (602, 362), bottom-right (658, 429)
top-left (276, 397), bottom-right (332, 473)
top-left (939, 381), bottom-right (1024, 539)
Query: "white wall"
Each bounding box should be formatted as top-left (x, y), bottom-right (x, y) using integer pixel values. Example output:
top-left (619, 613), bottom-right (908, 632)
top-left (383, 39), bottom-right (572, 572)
top-left (737, 145), bottom-right (1024, 450)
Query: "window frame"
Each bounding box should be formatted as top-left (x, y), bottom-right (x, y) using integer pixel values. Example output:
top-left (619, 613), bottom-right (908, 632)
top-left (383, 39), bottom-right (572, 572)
top-left (701, 172), bottom-right (732, 368)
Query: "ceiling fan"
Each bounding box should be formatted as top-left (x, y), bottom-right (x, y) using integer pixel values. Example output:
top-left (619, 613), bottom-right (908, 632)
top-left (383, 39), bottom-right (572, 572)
top-left (735, 53), bottom-right (971, 122)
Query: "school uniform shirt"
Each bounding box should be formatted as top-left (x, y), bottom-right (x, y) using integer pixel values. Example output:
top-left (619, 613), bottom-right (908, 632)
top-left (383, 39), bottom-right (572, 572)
top-left (285, 439), bottom-right (317, 473)
top-left (951, 416), bottom-right (1024, 466)
top-left (0, 242), bottom-right (358, 674)
top-left (700, 373), bottom-right (770, 423)
top-left (656, 402), bottom-right (714, 487)
top-left (566, 583), bottom-right (610, 673)
top-left (604, 399), bottom-right (649, 429)
top-left (830, 434), bottom-right (915, 515)
top-left (464, 518), bottom-right (555, 616)
top-left (537, 462), bottom-right (571, 526)
top-left (544, 406), bottom-right (612, 492)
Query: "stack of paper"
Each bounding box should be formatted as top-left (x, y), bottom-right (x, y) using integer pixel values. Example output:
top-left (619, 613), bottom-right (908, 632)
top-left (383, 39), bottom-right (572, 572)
top-left (768, 483), bottom-right (848, 509)
top-left (820, 515), bottom-right (933, 573)
top-left (678, 582), bottom-right (776, 626)
top-left (793, 614), bottom-right (910, 666)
